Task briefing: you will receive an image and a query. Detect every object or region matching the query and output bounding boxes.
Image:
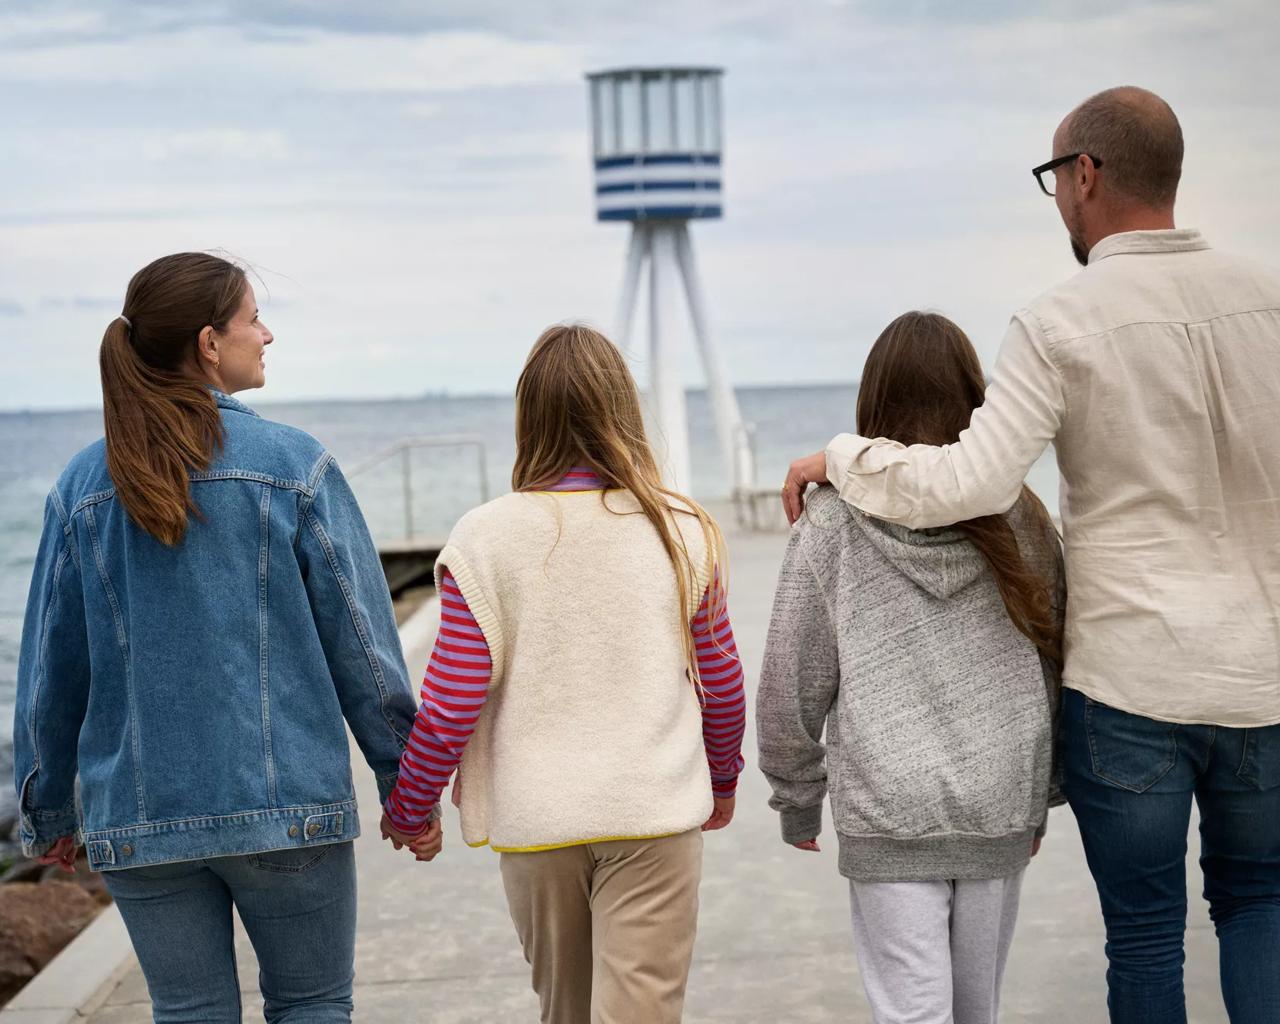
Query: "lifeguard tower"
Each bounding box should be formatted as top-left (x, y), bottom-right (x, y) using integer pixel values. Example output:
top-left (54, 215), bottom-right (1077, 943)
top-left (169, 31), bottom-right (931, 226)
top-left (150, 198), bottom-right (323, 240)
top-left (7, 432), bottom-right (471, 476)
top-left (586, 66), bottom-right (754, 496)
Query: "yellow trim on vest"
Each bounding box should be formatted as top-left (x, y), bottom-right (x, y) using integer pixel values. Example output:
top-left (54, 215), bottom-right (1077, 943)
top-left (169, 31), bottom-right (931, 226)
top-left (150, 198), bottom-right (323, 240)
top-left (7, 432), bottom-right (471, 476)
top-left (467, 830), bottom-right (682, 853)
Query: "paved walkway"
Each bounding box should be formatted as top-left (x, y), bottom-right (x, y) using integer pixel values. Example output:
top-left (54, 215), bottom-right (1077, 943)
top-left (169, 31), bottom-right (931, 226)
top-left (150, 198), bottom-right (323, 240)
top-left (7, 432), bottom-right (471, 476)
top-left (87, 516), bottom-right (1229, 1023)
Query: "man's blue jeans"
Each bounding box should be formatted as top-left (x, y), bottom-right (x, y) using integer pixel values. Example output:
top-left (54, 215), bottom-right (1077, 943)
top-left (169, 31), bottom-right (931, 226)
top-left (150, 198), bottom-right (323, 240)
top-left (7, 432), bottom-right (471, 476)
top-left (103, 842), bottom-right (357, 1023)
top-left (1061, 688), bottom-right (1280, 1023)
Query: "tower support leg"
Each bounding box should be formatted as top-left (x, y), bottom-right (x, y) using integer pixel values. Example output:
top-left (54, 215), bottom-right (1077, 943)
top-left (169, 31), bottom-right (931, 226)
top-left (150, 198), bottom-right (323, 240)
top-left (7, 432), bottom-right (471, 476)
top-left (615, 223), bottom-right (648, 354)
top-left (675, 224), bottom-right (754, 492)
top-left (648, 223), bottom-right (692, 493)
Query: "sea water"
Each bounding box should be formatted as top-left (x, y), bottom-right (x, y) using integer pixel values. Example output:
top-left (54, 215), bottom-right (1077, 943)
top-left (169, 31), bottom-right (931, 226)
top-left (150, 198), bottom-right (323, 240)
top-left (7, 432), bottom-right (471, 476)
top-left (0, 385), bottom-right (1060, 822)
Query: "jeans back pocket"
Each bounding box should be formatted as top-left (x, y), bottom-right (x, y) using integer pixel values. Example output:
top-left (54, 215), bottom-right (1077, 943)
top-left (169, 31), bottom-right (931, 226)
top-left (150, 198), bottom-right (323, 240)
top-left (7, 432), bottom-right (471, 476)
top-left (248, 843), bottom-right (336, 874)
top-left (1085, 697), bottom-right (1178, 793)
top-left (1237, 723), bottom-right (1280, 791)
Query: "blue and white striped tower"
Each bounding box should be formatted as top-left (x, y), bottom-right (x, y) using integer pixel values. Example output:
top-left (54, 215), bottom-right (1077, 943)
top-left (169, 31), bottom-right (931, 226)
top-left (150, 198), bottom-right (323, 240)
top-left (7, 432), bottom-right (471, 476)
top-left (586, 66), bottom-right (752, 496)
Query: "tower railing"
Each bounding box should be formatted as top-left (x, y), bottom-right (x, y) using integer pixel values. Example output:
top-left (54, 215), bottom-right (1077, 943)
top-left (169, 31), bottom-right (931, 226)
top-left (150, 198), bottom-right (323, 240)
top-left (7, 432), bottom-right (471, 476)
top-left (346, 435), bottom-right (489, 542)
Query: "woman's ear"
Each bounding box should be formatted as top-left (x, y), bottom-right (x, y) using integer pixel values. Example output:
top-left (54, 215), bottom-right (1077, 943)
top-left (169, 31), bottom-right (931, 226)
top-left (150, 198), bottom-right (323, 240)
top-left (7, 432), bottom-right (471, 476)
top-left (197, 325), bottom-right (220, 370)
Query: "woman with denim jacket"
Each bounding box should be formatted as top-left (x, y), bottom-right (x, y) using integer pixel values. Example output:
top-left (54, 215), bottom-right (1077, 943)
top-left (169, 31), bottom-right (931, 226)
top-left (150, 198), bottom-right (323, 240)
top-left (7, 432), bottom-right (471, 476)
top-left (13, 252), bottom-right (419, 1023)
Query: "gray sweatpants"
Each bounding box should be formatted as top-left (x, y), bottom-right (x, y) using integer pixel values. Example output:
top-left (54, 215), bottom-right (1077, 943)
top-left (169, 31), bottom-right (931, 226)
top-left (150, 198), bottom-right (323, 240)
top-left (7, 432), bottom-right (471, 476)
top-left (848, 871), bottom-right (1024, 1024)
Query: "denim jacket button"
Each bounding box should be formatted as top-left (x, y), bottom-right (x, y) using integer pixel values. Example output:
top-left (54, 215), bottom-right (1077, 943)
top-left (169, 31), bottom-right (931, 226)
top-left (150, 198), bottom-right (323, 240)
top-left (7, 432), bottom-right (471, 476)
top-left (288, 825), bottom-right (299, 838)
top-left (121, 844), bottom-right (133, 856)
top-left (306, 823), bottom-right (320, 837)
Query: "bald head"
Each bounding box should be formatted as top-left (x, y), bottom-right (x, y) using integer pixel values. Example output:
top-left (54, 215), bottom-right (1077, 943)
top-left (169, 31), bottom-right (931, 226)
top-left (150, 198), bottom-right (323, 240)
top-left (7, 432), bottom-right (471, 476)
top-left (1059, 86), bottom-right (1183, 208)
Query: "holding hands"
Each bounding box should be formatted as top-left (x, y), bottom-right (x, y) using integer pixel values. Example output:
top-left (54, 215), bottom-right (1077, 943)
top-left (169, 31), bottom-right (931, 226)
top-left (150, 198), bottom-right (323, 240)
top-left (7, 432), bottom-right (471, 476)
top-left (35, 835), bottom-right (78, 872)
top-left (380, 811), bottom-right (444, 862)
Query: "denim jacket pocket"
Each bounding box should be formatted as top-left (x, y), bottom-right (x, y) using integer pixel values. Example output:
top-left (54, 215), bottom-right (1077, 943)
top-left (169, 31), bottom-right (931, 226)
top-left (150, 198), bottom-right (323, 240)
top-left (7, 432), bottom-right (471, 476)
top-left (1237, 723), bottom-right (1280, 791)
top-left (1084, 697), bottom-right (1178, 793)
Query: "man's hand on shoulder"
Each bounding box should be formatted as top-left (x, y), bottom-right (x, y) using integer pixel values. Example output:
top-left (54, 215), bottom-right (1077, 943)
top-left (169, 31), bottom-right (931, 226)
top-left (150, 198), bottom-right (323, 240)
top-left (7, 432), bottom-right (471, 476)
top-left (781, 451), bottom-right (829, 525)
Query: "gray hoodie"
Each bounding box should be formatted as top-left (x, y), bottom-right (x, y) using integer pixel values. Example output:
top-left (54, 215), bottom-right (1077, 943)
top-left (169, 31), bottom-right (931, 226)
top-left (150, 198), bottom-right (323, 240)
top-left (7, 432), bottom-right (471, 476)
top-left (756, 486), bottom-right (1065, 882)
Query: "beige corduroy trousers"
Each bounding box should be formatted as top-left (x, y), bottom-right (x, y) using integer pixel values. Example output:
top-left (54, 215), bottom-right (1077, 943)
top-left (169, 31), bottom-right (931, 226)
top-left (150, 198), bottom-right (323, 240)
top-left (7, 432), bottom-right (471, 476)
top-left (499, 828), bottom-right (704, 1023)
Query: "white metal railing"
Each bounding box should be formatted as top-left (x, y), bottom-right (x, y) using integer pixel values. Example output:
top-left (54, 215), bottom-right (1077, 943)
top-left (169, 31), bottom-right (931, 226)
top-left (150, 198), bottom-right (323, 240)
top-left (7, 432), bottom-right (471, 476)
top-left (346, 435), bottom-right (489, 541)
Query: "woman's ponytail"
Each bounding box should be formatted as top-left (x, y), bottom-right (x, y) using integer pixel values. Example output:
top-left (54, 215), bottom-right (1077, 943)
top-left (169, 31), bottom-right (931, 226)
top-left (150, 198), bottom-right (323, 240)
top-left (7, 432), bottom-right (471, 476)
top-left (100, 254), bottom-right (244, 545)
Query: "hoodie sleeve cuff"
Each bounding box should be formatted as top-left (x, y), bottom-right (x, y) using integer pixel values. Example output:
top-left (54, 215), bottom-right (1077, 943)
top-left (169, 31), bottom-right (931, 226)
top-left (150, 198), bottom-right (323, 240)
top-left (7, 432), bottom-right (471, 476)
top-left (780, 804), bottom-right (823, 845)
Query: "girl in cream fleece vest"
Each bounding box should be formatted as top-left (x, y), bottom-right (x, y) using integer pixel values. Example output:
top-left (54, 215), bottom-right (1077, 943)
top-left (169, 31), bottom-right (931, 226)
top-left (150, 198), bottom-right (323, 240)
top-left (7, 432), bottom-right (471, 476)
top-left (381, 323), bottom-right (747, 1024)
top-left (440, 485), bottom-right (716, 851)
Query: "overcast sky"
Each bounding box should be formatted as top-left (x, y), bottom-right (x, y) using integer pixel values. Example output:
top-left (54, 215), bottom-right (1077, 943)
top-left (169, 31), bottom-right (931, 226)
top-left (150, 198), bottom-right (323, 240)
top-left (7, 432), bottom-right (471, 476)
top-left (2, 0), bottom-right (1278, 410)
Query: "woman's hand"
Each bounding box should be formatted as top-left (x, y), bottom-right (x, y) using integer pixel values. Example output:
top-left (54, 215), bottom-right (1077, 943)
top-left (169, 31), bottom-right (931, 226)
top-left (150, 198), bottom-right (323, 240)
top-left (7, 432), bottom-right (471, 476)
top-left (35, 836), bottom-right (77, 873)
top-left (701, 795), bottom-right (735, 831)
top-left (1031, 835), bottom-right (1043, 858)
top-left (792, 839), bottom-right (821, 852)
top-left (408, 820), bottom-right (444, 862)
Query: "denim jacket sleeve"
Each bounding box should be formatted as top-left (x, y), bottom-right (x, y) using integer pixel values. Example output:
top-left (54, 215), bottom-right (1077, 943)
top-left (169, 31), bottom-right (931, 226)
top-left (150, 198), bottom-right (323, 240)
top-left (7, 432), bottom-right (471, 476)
top-left (14, 490), bottom-right (92, 856)
top-left (297, 454), bottom-right (417, 803)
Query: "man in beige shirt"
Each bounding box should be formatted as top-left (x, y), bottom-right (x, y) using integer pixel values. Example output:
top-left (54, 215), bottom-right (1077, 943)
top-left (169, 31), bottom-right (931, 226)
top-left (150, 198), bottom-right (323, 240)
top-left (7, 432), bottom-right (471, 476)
top-left (781, 88), bottom-right (1280, 1022)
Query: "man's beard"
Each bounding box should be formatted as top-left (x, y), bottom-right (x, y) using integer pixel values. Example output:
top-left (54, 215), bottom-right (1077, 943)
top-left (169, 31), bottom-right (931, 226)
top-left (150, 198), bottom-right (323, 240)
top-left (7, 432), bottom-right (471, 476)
top-left (1066, 201), bottom-right (1089, 266)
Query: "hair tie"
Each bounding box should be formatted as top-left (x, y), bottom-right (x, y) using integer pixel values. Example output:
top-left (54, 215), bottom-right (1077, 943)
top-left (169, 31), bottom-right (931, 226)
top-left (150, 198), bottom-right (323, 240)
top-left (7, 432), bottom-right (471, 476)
top-left (118, 314), bottom-right (132, 330)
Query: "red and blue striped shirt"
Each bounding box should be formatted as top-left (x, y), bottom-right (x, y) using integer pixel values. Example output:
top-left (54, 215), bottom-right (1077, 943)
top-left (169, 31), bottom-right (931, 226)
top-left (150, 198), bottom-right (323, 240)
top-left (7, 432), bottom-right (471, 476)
top-left (384, 469), bottom-right (747, 836)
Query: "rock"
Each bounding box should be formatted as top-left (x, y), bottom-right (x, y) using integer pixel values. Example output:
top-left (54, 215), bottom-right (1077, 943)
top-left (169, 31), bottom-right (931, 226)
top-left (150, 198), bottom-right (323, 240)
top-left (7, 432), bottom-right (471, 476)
top-left (41, 856), bottom-right (112, 907)
top-left (0, 859), bottom-right (44, 885)
top-left (0, 880), bottom-right (101, 1005)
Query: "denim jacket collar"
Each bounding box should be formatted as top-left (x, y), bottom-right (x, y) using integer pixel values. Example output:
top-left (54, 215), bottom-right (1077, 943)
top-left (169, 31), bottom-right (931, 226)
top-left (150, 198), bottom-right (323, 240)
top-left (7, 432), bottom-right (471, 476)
top-left (210, 388), bottom-right (261, 419)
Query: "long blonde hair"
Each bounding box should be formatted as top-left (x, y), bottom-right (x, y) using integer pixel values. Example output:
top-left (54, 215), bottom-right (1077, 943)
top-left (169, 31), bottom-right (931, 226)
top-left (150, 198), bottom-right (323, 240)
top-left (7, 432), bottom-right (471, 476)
top-left (512, 323), bottom-right (730, 684)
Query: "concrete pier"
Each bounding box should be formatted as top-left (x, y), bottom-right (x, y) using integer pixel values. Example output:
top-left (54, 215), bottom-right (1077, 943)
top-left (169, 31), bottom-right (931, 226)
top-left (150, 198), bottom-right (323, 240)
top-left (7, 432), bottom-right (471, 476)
top-left (79, 514), bottom-right (1229, 1023)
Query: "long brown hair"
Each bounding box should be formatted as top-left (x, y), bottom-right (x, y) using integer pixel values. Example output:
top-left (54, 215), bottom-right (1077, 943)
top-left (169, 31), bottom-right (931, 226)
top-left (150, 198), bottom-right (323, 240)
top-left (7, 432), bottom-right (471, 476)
top-left (512, 323), bottom-right (730, 683)
top-left (856, 311), bottom-right (1062, 665)
top-left (101, 253), bottom-right (247, 545)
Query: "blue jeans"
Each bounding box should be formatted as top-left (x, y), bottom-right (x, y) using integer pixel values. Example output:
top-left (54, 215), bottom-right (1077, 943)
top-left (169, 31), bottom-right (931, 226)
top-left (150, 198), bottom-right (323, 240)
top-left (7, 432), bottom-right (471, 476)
top-left (1061, 688), bottom-right (1280, 1023)
top-left (103, 842), bottom-right (357, 1023)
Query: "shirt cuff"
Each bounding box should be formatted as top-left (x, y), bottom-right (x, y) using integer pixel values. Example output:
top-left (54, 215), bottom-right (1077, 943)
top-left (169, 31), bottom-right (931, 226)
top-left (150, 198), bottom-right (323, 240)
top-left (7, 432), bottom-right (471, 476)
top-left (779, 804), bottom-right (823, 845)
top-left (384, 798), bottom-right (441, 838)
top-left (824, 432), bottom-right (868, 488)
top-left (711, 775), bottom-right (739, 799)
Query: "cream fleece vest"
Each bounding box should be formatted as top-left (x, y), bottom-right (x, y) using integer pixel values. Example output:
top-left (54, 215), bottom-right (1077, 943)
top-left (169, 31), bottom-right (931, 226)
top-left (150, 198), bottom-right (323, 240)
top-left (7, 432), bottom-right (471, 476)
top-left (437, 488), bottom-right (715, 852)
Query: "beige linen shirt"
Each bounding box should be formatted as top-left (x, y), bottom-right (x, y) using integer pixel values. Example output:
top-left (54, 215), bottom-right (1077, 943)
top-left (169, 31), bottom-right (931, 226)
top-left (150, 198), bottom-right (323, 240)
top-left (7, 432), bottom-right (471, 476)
top-left (826, 229), bottom-right (1280, 727)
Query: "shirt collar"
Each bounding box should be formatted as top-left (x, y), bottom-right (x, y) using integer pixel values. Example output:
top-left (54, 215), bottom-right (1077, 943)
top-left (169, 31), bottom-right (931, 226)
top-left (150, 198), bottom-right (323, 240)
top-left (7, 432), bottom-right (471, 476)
top-left (1088, 228), bottom-right (1209, 265)
top-left (544, 466), bottom-right (607, 491)
top-left (210, 388), bottom-right (260, 418)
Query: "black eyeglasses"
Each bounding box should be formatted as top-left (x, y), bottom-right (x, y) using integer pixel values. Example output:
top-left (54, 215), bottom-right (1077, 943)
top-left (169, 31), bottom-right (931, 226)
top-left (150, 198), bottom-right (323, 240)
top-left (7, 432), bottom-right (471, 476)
top-left (1032, 152), bottom-right (1103, 196)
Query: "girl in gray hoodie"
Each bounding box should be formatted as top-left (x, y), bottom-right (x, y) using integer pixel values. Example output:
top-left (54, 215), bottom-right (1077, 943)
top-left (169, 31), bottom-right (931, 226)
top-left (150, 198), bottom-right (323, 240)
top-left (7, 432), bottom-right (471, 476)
top-left (757, 312), bottom-right (1065, 1024)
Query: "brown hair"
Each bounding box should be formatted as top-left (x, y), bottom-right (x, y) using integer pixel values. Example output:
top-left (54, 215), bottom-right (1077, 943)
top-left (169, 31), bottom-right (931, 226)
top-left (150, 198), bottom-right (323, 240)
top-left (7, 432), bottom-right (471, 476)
top-left (512, 323), bottom-right (730, 683)
top-left (856, 311), bottom-right (1062, 665)
top-left (101, 253), bottom-right (248, 545)
top-left (1064, 86), bottom-right (1183, 208)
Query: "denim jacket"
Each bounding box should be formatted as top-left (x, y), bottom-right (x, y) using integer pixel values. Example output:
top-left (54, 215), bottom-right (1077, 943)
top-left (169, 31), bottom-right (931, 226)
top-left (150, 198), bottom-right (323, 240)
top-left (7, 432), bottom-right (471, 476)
top-left (13, 391), bottom-right (416, 871)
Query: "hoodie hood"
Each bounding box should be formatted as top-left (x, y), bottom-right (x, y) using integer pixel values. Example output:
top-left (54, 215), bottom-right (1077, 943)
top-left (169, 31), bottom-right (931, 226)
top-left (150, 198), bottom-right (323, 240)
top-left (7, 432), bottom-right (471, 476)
top-left (848, 510), bottom-right (988, 599)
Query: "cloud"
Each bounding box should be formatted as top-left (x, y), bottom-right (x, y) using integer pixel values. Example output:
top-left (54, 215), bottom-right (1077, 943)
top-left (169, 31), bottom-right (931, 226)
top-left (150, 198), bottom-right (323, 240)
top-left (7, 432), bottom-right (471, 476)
top-left (141, 130), bottom-right (293, 162)
top-left (0, 24), bottom-right (582, 92)
top-left (1, 0), bottom-right (1278, 410)
top-left (42, 295), bottom-right (119, 311)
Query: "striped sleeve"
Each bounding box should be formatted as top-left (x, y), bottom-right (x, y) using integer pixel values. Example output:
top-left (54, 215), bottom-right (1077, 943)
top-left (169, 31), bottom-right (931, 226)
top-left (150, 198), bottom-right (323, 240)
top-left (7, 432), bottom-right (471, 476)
top-left (692, 574), bottom-right (747, 798)
top-left (383, 568), bottom-right (492, 836)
